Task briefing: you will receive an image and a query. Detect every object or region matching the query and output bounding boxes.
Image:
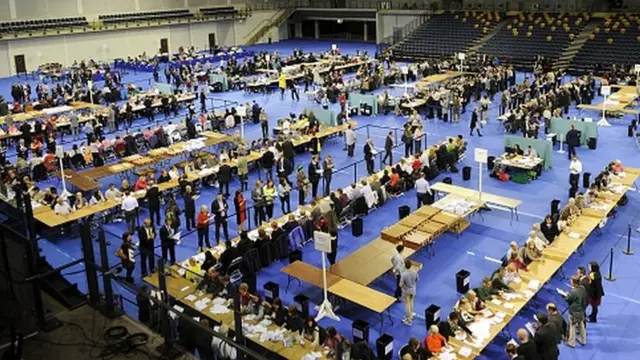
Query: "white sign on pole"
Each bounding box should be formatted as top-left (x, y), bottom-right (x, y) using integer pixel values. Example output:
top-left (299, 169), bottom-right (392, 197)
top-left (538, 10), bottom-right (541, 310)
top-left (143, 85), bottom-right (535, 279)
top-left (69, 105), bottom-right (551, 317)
top-left (55, 145), bottom-right (65, 158)
top-left (314, 231), bottom-right (332, 253)
top-left (634, 64), bottom-right (640, 74)
top-left (474, 148), bottom-right (488, 163)
top-left (236, 105), bottom-right (246, 117)
top-left (601, 85), bottom-right (611, 96)
top-left (331, 44), bottom-right (337, 51)
top-left (458, 53), bottom-right (466, 61)
top-left (401, 66), bottom-right (408, 75)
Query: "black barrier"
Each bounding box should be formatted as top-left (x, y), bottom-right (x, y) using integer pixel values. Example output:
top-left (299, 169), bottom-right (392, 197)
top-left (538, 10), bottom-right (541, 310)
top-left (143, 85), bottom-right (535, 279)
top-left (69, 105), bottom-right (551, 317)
top-left (605, 247), bottom-right (616, 282)
top-left (623, 224), bottom-right (634, 255)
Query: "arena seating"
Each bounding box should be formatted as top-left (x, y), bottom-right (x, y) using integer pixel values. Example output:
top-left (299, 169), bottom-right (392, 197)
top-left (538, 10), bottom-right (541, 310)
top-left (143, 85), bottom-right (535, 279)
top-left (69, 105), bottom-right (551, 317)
top-left (478, 13), bottom-right (590, 68)
top-left (570, 14), bottom-right (640, 73)
top-left (394, 11), bottom-right (501, 59)
top-left (200, 7), bottom-right (239, 19)
top-left (0, 17), bottom-right (89, 34)
top-left (99, 9), bottom-right (194, 25)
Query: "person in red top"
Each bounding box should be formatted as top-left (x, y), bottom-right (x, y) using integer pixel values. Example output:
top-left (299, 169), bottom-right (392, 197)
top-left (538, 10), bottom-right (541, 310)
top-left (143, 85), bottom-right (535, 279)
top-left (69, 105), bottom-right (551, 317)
top-left (197, 205), bottom-right (211, 251)
top-left (388, 168), bottom-right (401, 195)
top-left (134, 175), bottom-right (148, 191)
top-left (424, 325), bottom-right (447, 354)
top-left (338, 92), bottom-right (347, 113)
top-left (43, 150), bottom-right (56, 171)
top-left (31, 138), bottom-right (43, 156)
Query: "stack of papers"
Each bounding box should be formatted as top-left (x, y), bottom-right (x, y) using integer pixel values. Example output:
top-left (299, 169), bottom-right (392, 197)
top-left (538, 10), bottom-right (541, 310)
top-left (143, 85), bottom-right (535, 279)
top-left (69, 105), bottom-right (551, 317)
top-left (194, 297), bottom-right (212, 311)
top-left (568, 232), bottom-right (581, 239)
top-left (490, 299), bottom-right (503, 306)
top-left (210, 303), bottom-right (230, 314)
top-left (302, 352), bottom-right (323, 360)
top-left (185, 294), bottom-right (198, 302)
top-left (528, 280), bottom-right (541, 290)
top-left (458, 346), bottom-right (473, 357)
top-left (434, 198), bottom-right (478, 215)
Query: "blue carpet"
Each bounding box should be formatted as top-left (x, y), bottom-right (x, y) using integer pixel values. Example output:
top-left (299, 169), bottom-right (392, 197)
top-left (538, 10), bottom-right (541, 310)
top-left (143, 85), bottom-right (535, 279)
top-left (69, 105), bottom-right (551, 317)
top-left (16, 40), bottom-right (640, 360)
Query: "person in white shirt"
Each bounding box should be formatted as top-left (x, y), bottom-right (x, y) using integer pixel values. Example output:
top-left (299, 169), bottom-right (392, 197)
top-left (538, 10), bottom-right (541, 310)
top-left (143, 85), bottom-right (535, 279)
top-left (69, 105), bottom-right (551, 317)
top-left (105, 183), bottom-right (123, 201)
top-left (419, 150), bottom-right (430, 169)
top-left (211, 325), bottom-right (237, 360)
top-left (54, 197), bottom-right (73, 215)
top-left (524, 145), bottom-right (538, 158)
top-left (415, 173), bottom-right (433, 208)
top-left (121, 191), bottom-right (139, 233)
top-left (569, 155), bottom-right (582, 189)
top-left (345, 124), bottom-right (357, 157)
top-left (391, 244), bottom-right (405, 298)
top-left (169, 166), bottom-right (180, 180)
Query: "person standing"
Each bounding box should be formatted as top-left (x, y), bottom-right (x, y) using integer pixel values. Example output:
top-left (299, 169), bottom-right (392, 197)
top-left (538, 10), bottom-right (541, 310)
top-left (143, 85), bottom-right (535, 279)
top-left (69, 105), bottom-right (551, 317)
top-left (569, 155), bottom-right (582, 190)
top-left (145, 180), bottom-right (161, 226)
top-left (183, 185), bottom-right (196, 231)
top-left (278, 72), bottom-right (287, 100)
top-left (565, 124), bottom-right (580, 160)
top-left (323, 155), bottom-right (334, 196)
top-left (587, 261), bottom-right (604, 323)
top-left (564, 276), bottom-right (587, 347)
top-left (116, 232), bottom-right (136, 283)
top-left (546, 303), bottom-right (567, 343)
top-left (400, 259), bottom-right (418, 326)
top-left (196, 205), bottom-right (211, 252)
top-left (413, 125), bottom-right (424, 154)
top-left (212, 194), bottom-right (229, 244)
top-left (534, 313), bottom-right (560, 359)
top-left (217, 160), bottom-right (232, 197)
top-left (296, 165), bottom-right (308, 206)
top-left (263, 180), bottom-right (277, 220)
top-left (345, 124), bottom-right (356, 157)
top-left (69, 110), bottom-right (79, 140)
top-left (237, 155), bottom-right (248, 191)
top-left (137, 217), bottom-right (156, 276)
top-left (515, 328), bottom-right (540, 359)
top-left (327, 230), bottom-right (338, 265)
top-left (470, 108), bottom-right (482, 136)
top-left (233, 189), bottom-right (247, 232)
top-left (402, 124), bottom-right (413, 158)
top-left (160, 217), bottom-right (176, 265)
top-left (199, 88), bottom-right (207, 113)
top-left (251, 180), bottom-right (266, 227)
top-left (382, 131), bottom-right (394, 165)
top-left (121, 191), bottom-right (139, 234)
top-left (278, 177), bottom-right (292, 214)
top-left (391, 245), bottom-right (405, 299)
top-left (364, 138), bottom-right (375, 175)
top-left (415, 173), bottom-right (433, 208)
top-left (260, 109), bottom-right (269, 139)
top-left (281, 137), bottom-right (295, 171)
top-left (308, 155), bottom-right (321, 199)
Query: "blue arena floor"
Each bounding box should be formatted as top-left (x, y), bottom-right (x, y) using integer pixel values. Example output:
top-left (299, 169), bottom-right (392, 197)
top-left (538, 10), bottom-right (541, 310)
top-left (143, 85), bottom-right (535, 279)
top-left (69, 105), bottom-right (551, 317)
top-left (6, 39), bottom-right (640, 360)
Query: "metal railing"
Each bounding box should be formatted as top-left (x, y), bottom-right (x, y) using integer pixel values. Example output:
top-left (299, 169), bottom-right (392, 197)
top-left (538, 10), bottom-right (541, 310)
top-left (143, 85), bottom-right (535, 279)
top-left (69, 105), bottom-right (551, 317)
top-left (378, 13), bottom-right (430, 49)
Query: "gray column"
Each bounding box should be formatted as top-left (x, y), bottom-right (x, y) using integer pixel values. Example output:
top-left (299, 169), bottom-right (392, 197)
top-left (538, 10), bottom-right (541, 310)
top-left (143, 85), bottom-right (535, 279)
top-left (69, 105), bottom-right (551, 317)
top-left (315, 20), bottom-right (320, 39)
top-left (364, 22), bottom-right (368, 41)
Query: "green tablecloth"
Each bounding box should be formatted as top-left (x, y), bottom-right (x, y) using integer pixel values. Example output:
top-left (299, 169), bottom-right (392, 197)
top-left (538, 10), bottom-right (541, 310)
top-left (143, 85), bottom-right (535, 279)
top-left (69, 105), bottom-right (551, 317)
top-left (209, 73), bottom-right (229, 91)
top-left (550, 117), bottom-right (598, 146)
top-left (503, 135), bottom-right (553, 169)
top-left (314, 108), bottom-right (337, 127)
top-left (348, 93), bottom-right (378, 115)
top-left (156, 83), bottom-right (173, 95)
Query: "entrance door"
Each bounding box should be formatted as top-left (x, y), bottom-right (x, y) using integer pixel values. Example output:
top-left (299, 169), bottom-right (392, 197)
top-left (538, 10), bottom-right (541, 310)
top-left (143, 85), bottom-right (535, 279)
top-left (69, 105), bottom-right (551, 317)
top-left (159, 38), bottom-right (169, 53)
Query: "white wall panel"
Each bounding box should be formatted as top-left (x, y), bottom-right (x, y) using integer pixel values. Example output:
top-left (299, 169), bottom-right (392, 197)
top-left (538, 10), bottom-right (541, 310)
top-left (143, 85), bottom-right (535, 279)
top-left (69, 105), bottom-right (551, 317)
top-left (47, 0), bottom-right (79, 18)
top-left (15, 0), bottom-right (49, 20)
top-left (189, 22), bottom-right (216, 49)
top-left (168, 25), bottom-right (192, 51)
top-left (0, 42), bottom-right (11, 78)
top-left (0, 1), bottom-right (12, 21)
top-left (7, 36), bottom-right (68, 73)
top-left (216, 20), bottom-right (235, 46)
top-left (138, 0), bottom-right (165, 11)
top-left (188, 0), bottom-right (208, 8)
top-left (163, 0), bottom-right (185, 9)
top-left (233, 10), bottom-right (278, 46)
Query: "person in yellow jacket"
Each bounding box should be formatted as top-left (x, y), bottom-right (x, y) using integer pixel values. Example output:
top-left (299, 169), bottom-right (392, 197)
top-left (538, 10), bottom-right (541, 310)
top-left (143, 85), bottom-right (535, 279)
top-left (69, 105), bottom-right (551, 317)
top-left (278, 73), bottom-right (287, 99)
top-left (263, 179), bottom-right (277, 220)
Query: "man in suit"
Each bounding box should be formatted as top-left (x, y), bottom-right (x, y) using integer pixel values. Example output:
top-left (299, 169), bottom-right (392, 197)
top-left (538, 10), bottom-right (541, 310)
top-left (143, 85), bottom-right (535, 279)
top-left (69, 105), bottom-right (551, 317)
top-left (565, 125), bottom-right (580, 160)
top-left (364, 138), bottom-right (375, 175)
top-left (138, 217), bottom-right (156, 276)
top-left (505, 343), bottom-right (525, 360)
top-left (160, 217), bottom-right (176, 264)
top-left (217, 160), bottom-right (232, 197)
top-left (546, 303), bottom-right (566, 344)
top-left (534, 313), bottom-right (560, 360)
top-left (516, 328), bottom-right (539, 360)
top-left (308, 155), bottom-right (321, 198)
top-left (211, 194), bottom-right (229, 244)
top-left (281, 138), bottom-right (295, 172)
top-left (145, 180), bottom-right (161, 226)
top-left (183, 185), bottom-right (196, 231)
top-left (382, 131), bottom-right (394, 165)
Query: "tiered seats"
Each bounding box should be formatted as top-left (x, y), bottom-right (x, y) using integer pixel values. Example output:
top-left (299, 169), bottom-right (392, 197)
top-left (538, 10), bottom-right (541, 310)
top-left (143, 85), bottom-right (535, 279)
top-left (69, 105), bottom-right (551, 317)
top-left (394, 11), bottom-right (501, 59)
top-left (200, 6), bottom-right (239, 18)
top-left (479, 13), bottom-right (590, 68)
top-left (99, 9), bottom-right (194, 25)
top-left (0, 17), bottom-right (88, 34)
top-left (571, 14), bottom-right (640, 72)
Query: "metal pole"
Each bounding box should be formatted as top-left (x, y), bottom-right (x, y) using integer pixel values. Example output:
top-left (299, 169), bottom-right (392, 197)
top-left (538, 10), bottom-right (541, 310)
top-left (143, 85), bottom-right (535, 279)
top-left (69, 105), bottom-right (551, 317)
top-left (605, 247), bottom-right (616, 281)
top-left (623, 224), bottom-right (634, 255)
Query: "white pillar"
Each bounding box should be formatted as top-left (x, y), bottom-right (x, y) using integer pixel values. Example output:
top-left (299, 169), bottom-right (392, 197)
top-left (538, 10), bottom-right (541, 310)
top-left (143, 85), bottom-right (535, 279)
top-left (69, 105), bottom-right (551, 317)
top-left (77, 0), bottom-right (83, 15)
top-left (363, 22), bottom-right (368, 41)
top-left (134, 0), bottom-right (140, 11)
top-left (314, 20), bottom-right (320, 39)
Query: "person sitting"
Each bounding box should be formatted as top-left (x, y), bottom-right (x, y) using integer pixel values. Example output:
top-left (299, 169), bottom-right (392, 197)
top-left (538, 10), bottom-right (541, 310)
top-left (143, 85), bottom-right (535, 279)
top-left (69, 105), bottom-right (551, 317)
top-left (323, 326), bottom-right (343, 352)
top-left (201, 250), bottom-right (217, 273)
top-left (218, 240), bottom-right (239, 275)
top-left (519, 239), bottom-right (543, 265)
top-left (134, 175), bottom-right (149, 191)
top-left (263, 297), bottom-right (287, 326)
top-left (301, 317), bottom-right (320, 345)
top-left (455, 297), bottom-right (481, 324)
top-left (559, 198), bottom-right (580, 227)
top-left (439, 312), bottom-right (473, 339)
top-left (400, 338), bottom-right (431, 360)
top-left (476, 276), bottom-right (501, 301)
top-left (540, 215), bottom-right (559, 244)
top-left (285, 305), bottom-right (303, 334)
top-left (524, 145), bottom-right (538, 158)
top-left (196, 267), bottom-right (221, 294)
top-left (424, 325), bottom-right (447, 354)
top-left (185, 257), bottom-right (202, 282)
top-left (387, 168), bottom-right (403, 195)
top-left (507, 251), bottom-right (528, 271)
